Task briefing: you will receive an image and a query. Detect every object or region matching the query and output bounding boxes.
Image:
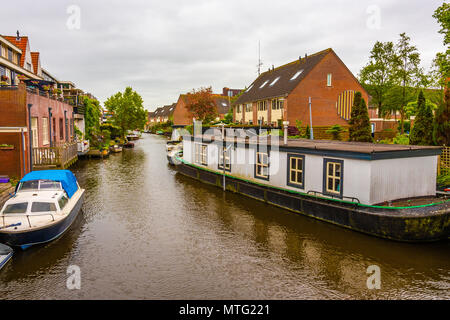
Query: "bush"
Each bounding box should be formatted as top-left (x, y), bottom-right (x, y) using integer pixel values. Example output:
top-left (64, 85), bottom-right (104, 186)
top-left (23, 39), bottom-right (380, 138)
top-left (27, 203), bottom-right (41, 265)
top-left (326, 124), bottom-right (344, 140)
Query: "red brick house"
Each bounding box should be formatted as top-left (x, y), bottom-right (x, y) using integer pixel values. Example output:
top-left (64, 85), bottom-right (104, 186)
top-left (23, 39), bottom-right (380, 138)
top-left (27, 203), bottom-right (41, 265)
top-left (233, 48), bottom-right (369, 135)
top-left (172, 91), bottom-right (234, 126)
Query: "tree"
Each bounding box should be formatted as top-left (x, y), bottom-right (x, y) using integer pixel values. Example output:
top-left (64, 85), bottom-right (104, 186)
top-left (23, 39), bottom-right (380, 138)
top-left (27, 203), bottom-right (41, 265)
top-left (410, 91), bottom-right (434, 145)
top-left (185, 87), bottom-right (217, 123)
top-left (84, 96), bottom-right (102, 141)
top-left (433, 89), bottom-right (450, 146)
top-left (393, 32), bottom-right (424, 134)
top-left (359, 41), bottom-right (398, 117)
top-left (326, 124), bottom-right (344, 141)
top-left (348, 92), bottom-right (373, 142)
top-left (104, 87), bottom-right (147, 139)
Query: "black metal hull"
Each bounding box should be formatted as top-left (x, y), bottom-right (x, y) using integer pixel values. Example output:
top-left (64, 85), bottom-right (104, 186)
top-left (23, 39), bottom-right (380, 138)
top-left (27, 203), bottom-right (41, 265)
top-left (176, 162), bottom-right (450, 242)
top-left (0, 191), bottom-right (84, 250)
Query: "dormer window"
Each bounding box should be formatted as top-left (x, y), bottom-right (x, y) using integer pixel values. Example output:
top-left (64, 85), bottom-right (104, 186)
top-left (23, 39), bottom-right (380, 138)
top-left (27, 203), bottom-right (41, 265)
top-left (269, 77), bottom-right (280, 86)
top-left (259, 80), bottom-right (269, 89)
top-left (290, 69), bottom-right (303, 80)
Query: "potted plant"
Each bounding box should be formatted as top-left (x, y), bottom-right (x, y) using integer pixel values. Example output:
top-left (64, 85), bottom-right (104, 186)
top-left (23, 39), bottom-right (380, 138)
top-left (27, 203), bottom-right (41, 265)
top-left (0, 144), bottom-right (14, 150)
top-left (0, 75), bottom-right (8, 82)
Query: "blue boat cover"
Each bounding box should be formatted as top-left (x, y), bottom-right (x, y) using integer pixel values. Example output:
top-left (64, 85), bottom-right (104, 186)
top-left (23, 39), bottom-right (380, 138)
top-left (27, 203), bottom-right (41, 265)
top-left (19, 170), bottom-right (79, 198)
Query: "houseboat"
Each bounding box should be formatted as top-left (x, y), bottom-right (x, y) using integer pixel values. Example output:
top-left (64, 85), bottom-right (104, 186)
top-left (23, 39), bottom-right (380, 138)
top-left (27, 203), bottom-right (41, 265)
top-left (0, 170), bottom-right (85, 250)
top-left (175, 132), bottom-right (449, 242)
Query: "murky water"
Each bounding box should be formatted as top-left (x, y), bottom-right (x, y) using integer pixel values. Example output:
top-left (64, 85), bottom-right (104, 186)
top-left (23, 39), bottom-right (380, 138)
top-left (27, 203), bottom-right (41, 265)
top-left (1, 134), bottom-right (449, 299)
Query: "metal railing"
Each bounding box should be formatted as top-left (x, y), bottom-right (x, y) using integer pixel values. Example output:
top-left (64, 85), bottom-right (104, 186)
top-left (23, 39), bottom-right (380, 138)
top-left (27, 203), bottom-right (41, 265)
top-left (307, 190), bottom-right (361, 204)
top-left (1, 212), bottom-right (56, 228)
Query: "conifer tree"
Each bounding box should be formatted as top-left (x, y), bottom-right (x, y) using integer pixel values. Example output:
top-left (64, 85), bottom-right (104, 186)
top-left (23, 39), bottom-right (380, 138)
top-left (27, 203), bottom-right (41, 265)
top-left (410, 90), bottom-right (434, 145)
top-left (433, 88), bottom-right (450, 146)
top-left (348, 92), bottom-right (373, 142)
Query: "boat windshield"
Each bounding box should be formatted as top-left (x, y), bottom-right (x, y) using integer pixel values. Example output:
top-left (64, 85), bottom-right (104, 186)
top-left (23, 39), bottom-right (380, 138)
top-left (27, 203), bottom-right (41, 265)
top-left (18, 180), bottom-right (62, 192)
top-left (3, 202), bottom-right (28, 214)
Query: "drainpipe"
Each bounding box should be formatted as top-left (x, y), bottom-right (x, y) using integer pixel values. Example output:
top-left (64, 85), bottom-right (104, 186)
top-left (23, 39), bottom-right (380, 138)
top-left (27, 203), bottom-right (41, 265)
top-left (48, 107), bottom-right (52, 147)
top-left (27, 103), bottom-right (33, 172)
top-left (21, 128), bottom-right (25, 177)
top-left (72, 111), bottom-right (75, 141)
top-left (309, 97), bottom-right (314, 140)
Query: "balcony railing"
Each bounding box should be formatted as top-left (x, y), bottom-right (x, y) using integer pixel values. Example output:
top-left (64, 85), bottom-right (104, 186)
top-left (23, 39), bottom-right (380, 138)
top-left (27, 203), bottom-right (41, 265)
top-left (32, 141), bottom-right (78, 169)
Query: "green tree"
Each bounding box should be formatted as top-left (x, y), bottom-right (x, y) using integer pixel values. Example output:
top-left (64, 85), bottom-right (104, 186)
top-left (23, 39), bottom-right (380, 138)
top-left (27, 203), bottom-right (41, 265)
top-left (326, 124), bottom-right (344, 141)
top-left (410, 91), bottom-right (434, 145)
top-left (348, 92), bottom-right (373, 142)
top-left (433, 89), bottom-right (450, 146)
top-left (104, 87), bottom-right (147, 139)
top-left (393, 32), bottom-right (424, 134)
top-left (84, 96), bottom-right (102, 141)
top-left (359, 41), bottom-right (398, 117)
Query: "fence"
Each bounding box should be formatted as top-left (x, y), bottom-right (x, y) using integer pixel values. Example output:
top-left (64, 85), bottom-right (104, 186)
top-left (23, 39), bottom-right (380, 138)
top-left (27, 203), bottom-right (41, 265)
top-left (438, 146), bottom-right (450, 175)
top-left (32, 142), bottom-right (78, 169)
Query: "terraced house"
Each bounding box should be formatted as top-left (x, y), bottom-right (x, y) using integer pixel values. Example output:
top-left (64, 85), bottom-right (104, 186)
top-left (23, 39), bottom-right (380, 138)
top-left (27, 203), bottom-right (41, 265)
top-left (233, 48), bottom-right (369, 136)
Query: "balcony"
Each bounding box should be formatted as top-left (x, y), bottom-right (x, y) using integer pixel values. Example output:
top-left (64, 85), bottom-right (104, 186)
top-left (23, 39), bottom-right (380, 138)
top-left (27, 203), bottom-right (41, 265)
top-left (32, 141), bottom-right (78, 170)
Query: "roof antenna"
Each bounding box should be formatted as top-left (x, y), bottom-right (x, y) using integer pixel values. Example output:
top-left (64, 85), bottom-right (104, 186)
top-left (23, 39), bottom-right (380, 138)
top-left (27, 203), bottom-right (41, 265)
top-left (257, 41), bottom-right (263, 76)
top-left (16, 30), bottom-right (20, 41)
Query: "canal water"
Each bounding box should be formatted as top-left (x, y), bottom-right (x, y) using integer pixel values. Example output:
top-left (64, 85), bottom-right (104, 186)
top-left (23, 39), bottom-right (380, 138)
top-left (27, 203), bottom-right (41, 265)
top-left (1, 134), bottom-right (449, 299)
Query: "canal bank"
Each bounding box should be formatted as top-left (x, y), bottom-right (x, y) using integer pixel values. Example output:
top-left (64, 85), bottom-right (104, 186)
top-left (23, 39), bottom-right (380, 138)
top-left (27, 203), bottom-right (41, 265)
top-left (0, 134), bottom-right (449, 299)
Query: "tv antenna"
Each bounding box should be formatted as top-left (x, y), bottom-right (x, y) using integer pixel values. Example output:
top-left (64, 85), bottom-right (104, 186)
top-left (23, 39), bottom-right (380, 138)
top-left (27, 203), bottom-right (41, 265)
top-left (257, 41), bottom-right (263, 76)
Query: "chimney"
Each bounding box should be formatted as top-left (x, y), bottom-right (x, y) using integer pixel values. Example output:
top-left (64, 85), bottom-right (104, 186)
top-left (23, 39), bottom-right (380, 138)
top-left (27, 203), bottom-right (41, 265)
top-left (305, 53), bottom-right (308, 59)
top-left (16, 30), bottom-right (20, 41)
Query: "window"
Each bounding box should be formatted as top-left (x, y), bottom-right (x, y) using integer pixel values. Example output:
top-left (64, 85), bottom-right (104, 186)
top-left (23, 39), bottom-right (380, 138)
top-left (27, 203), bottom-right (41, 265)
top-left (287, 154), bottom-right (305, 189)
top-left (42, 117), bottom-right (49, 145)
top-left (257, 101), bottom-right (267, 111)
top-left (271, 99), bottom-right (284, 110)
top-left (59, 118), bottom-right (64, 140)
top-left (58, 195), bottom-right (69, 210)
top-left (290, 69), bottom-right (303, 80)
top-left (31, 202), bottom-right (57, 212)
top-left (245, 103), bottom-right (252, 112)
top-left (7, 48), bottom-right (13, 61)
top-left (259, 80), bottom-right (269, 89)
top-left (31, 117), bottom-right (38, 148)
top-left (236, 105), bottom-right (242, 113)
top-left (323, 159), bottom-right (343, 197)
top-left (255, 151), bottom-right (269, 180)
top-left (194, 143), bottom-right (207, 165)
top-left (27, 62), bottom-right (32, 71)
top-left (3, 202), bottom-right (28, 214)
top-left (218, 146), bottom-right (231, 172)
top-left (0, 45), bottom-right (6, 58)
top-left (327, 73), bottom-right (332, 86)
top-left (269, 77), bottom-right (280, 86)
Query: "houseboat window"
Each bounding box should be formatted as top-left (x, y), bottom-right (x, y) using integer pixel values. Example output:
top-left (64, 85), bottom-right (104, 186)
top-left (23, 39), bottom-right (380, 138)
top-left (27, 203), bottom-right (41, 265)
top-left (218, 146), bottom-right (231, 171)
top-left (58, 195), bottom-right (69, 210)
top-left (324, 159), bottom-right (343, 196)
top-left (3, 202), bottom-right (28, 214)
top-left (255, 152), bottom-right (269, 179)
top-left (194, 143), bottom-right (208, 166)
top-left (31, 202), bottom-right (57, 212)
top-left (287, 154), bottom-right (305, 189)
top-left (39, 180), bottom-right (61, 190)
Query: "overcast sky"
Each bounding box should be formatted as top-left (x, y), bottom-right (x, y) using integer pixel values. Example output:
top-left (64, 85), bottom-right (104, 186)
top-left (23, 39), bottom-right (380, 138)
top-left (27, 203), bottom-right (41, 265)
top-left (0, 0), bottom-right (446, 110)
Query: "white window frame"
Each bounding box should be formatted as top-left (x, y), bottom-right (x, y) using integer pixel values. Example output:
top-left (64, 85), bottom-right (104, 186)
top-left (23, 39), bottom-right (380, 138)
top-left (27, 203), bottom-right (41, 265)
top-left (218, 146), bottom-right (231, 171)
top-left (194, 143), bottom-right (208, 166)
top-left (327, 73), bottom-right (332, 87)
top-left (31, 117), bottom-right (39, 148)
top-left (42, 117), bottom-right (49, 145)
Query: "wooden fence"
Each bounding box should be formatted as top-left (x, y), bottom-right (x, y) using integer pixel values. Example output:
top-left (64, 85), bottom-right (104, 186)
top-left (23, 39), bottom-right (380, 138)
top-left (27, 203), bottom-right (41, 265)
top-left (32, 142), bottom-right (78, 169)
top-left (438, 146), bottom-right (450, 175)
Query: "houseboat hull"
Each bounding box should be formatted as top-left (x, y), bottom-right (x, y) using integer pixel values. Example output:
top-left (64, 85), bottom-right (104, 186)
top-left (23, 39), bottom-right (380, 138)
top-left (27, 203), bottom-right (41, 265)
top-left (0, 190), bottom-right (84, 250)
top-left (176, 162), bottom-right (450, 242)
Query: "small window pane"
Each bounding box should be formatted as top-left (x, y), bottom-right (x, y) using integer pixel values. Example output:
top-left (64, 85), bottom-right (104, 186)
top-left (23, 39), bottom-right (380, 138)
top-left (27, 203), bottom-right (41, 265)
top-left (31, 202), bottom-right (57, 212)
top-left (335, 164), bottom-right (341, 177)
top-left (3, 202), bottom-right (28, 214)
top-left (328, 178), bottom-right (333, 189)
top-left (328, 163), bottom-right (333, 176)
top-left (58, 196), bottom-right (69, 210)
top-left (291, 158), bottom-right (296, 169)
top-left (335, 179), bottom-right (340, 192)
top-left (20, 180), bottom-right (39, 190)
top-left (291, 171), bottom-right (296, 182)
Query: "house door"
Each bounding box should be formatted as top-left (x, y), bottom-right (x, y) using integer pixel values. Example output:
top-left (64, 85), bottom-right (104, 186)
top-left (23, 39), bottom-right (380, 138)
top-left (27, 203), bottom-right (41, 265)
top-left (31, 117), bottom-right (39, 148)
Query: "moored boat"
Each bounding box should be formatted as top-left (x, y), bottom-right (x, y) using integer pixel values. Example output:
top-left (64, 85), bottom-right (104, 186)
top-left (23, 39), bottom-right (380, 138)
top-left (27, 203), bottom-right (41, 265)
top-left (0, 170), bottom-right (85, 250)
top-left (175, 133), bottom-right (450, 242)
top-left (110, 145), bottom-right (123, 153)
top-left (0, 243), bottom-right (13, 270)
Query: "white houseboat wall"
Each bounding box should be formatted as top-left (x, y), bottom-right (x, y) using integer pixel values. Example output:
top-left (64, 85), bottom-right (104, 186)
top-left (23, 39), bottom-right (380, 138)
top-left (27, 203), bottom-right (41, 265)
top-left (181, 133), bottom-right (440, 206)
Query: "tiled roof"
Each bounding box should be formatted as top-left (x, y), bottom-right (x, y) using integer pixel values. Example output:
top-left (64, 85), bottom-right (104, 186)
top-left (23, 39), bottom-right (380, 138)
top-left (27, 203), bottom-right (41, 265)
top-left (234, 48), bottom-right (332, 105)
top-left (213, 96), bottom-right (230, 115)
top-left (30, 52), bottom-right (40, 74)
top-left (3, 36), bottom-right (29, 68)
top-left (159, 103), bottom-right (176, 117)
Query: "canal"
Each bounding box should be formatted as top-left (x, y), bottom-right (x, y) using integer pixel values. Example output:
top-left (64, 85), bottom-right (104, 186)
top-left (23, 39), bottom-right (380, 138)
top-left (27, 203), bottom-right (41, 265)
top-left (1, 134), bottom-right (449, 299)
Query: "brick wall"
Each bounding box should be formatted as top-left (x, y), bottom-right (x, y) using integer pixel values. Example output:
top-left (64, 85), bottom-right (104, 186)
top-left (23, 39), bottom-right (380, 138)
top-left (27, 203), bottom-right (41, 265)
top-left (173, 95), bottom-right (192, 126)
top-left (286, 51), bottom-right (369, 128)
top-left (0, 131), bottom-right (28, 178)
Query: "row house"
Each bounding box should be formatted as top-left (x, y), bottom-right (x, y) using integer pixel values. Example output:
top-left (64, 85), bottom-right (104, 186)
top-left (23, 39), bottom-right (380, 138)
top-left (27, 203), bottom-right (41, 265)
top-left (233, 48), bottom-right (369, 134)
top-left (172, 88), bottom-right (241, 126)
top-left (0, 32), bottom-right (81, 178)
top-left (149, 103), bottom-right (176, 124)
